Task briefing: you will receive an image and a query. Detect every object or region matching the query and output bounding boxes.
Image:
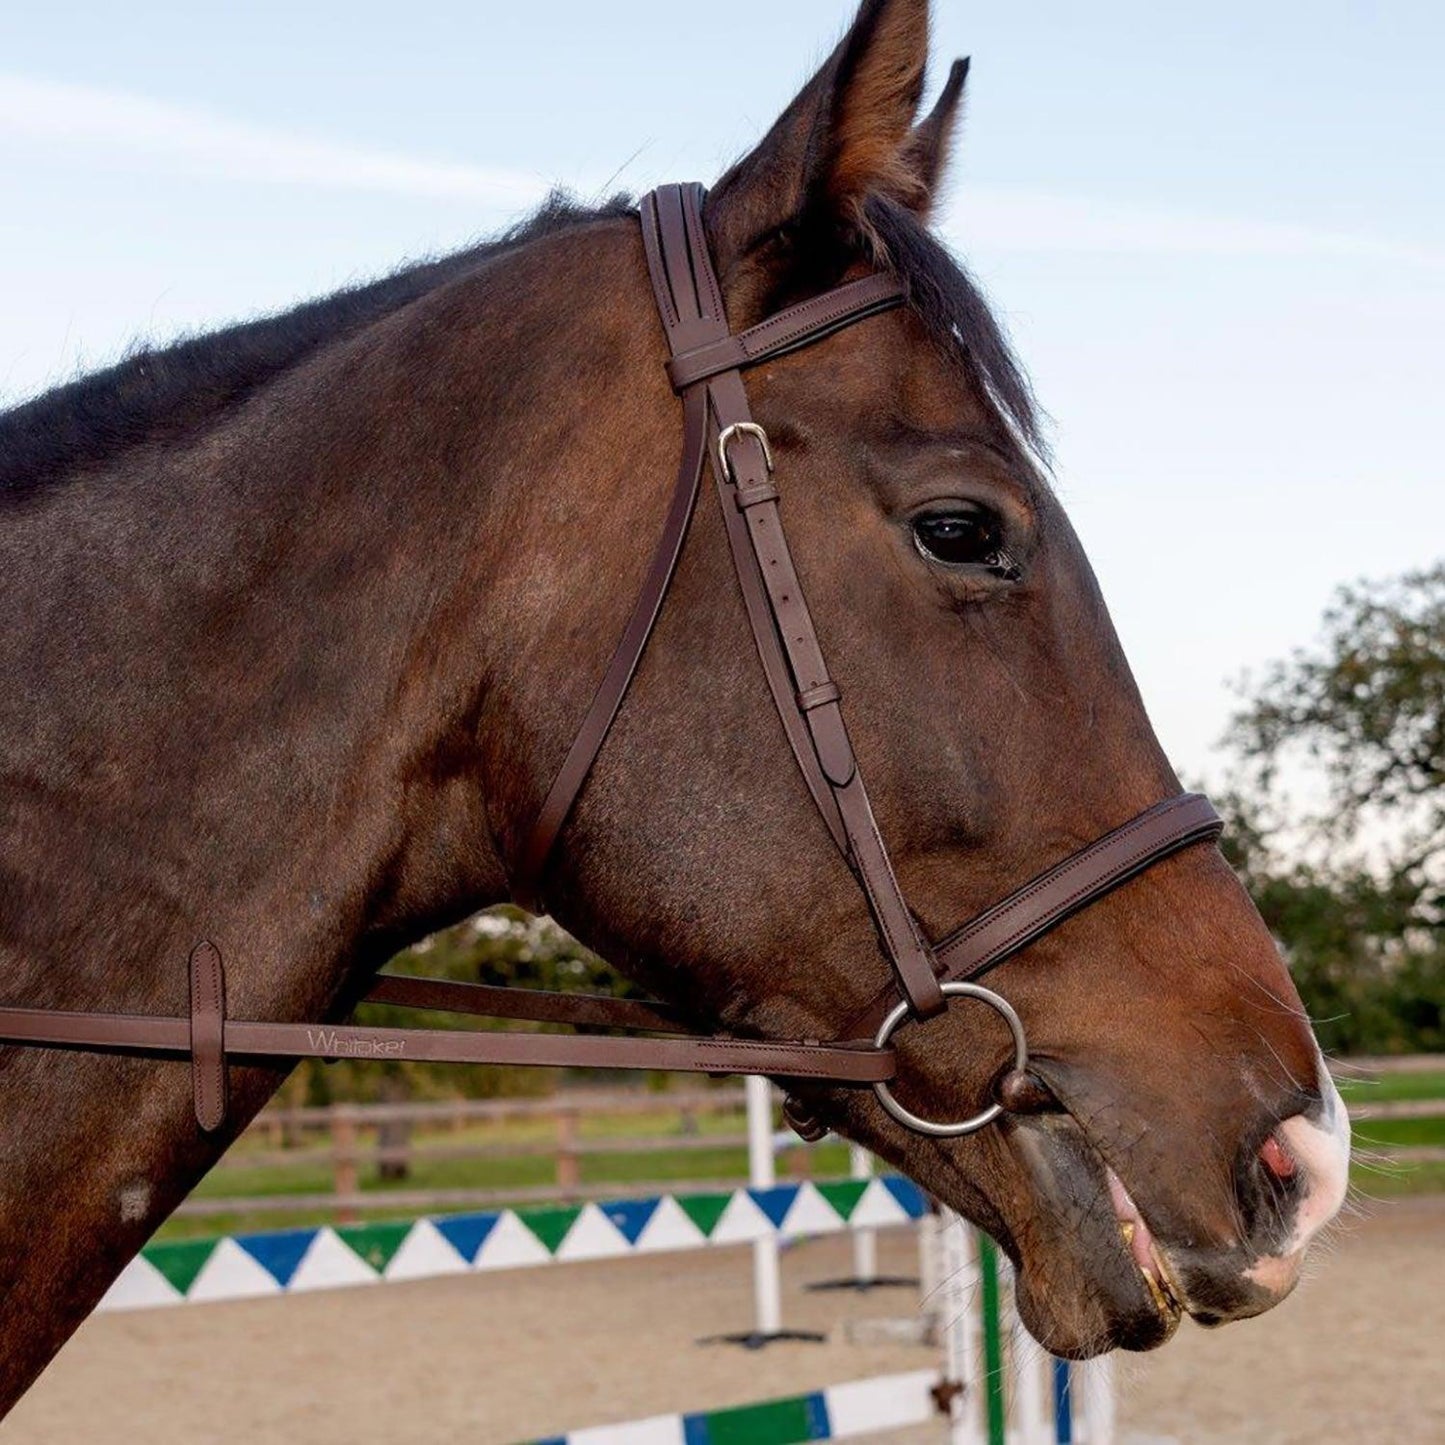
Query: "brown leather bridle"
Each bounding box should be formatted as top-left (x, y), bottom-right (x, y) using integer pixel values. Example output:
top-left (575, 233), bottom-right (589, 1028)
top-left (0, 184), bottom-right (1222, 1139)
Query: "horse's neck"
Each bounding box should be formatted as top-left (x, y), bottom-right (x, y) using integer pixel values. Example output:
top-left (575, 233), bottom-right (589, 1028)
top-left (2, 328), bottom-right (517, 1020)
top-left (0, 226), bottom-right (646, 1409)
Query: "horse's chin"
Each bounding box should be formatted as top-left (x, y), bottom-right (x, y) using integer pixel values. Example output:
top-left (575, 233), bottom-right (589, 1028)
top-left (983, 1113), bottom-right (1186, 1358)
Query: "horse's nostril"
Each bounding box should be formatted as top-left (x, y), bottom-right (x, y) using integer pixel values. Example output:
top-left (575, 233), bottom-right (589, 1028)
top-left (996, 1068), bottom-right (1064, 1116)
top-left (1258, 1132), bottom-right (1298, 1182)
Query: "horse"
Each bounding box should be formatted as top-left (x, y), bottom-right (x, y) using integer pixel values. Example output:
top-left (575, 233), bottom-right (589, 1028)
top-left (0, 0), bottom-right (1348, 1413)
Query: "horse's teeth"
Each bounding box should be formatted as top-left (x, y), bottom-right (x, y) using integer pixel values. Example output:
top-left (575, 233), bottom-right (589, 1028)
top-left (1119, 1221), bottom-right (1136, 1246)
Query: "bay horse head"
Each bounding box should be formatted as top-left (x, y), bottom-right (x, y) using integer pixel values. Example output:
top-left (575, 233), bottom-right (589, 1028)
top-left (490, 0), bottom-right (1350, 1354)
top-left (0, 0), bottom-right (1347, 1405)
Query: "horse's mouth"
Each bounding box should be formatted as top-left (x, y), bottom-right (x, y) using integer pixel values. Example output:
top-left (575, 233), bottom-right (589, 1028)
top-left (1104, 1165), bottom-right (1185, 1335)
top-left (995, 1105), bottom-right (1191, 1356)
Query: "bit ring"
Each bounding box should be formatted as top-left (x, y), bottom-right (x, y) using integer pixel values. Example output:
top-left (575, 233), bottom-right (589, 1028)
top-left (871, 982), bottom-right (1027, 1138)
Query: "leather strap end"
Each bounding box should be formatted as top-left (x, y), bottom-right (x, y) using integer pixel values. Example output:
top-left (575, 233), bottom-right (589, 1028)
top-left (188, 940), bottom-right (228, 1133)
top-left (805, 701), bottom-right (857, 789)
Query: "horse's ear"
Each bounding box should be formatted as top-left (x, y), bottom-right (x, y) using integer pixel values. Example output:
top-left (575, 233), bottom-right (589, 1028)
top-left (901, 56), bottom-right (969, 219)
top-left (705, 0), bottom-right (932, 284)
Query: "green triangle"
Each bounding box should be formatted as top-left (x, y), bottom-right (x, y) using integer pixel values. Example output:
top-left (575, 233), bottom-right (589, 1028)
top-left (814, 1178), bottom-right (870, 1221)
top-left (143, 1237), bottom-right (218, 1297)
top-left (515, 1205), bottom-right (582, 1255)
top-left (334, 1220), bottom-right (413, 1274)
top-left (676, 1190), bottom-right (734, 1239)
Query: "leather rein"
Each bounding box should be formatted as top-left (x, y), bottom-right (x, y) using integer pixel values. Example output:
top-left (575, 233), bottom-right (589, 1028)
top-left (0, 184), bottom-right (1223, 1139)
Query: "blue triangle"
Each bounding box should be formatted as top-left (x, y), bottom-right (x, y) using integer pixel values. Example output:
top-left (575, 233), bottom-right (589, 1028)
top-left (600, 1196), bottom-right (660, 1245)
top-left (882, 1175), bottom-right (927, 1219)
top-left (747, 1184), bottom-right (800, 1230)
top-left (235, 1227), bottom-right (318, 1287)
top-left (435, 1211), bottom-right (501, 1264)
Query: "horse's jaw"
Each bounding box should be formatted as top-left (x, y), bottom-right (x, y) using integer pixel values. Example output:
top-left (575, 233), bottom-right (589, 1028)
top-left (935, 1057), bottom-right (1350, 1358)
top-left (1008, 1118), bottom-right (1185, 1355)
top-left (923, 1114), bottom-right (1186, 1358)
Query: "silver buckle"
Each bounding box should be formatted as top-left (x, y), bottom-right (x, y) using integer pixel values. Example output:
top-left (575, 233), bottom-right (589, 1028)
top-left (717, 421), bottom-right (774, 483)
top-left (871, 982), bottom-right (1027, 1138)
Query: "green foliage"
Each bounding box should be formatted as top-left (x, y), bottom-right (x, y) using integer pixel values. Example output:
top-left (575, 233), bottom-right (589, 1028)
top-left (276, 908), bottom-right (630, 1109)
top-left (1221, 565), bottom-right (1444, 1055)
top-left (1228, 562), bottom-right (1445, 868)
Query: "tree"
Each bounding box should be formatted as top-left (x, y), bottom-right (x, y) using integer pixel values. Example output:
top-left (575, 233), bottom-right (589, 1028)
top-left (1229, 563), bottom-right (1445, 876)
top-left (271, 909), bottom-right (629, 1142)
top-left (1221, 565), bottom-right (1443, 1054)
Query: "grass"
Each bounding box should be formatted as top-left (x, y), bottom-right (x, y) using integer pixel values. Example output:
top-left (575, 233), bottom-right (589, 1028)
top-left (1351, 1115), bottom-right (1445, 1149)
top-left (1333, 1069), bottom-right (1445, 1105)
top-left (156, 1064), bottom-right (1445, 1242)
top-left (156, 1103), bottom-right (853, 1240)
top-left (1332, 1065), bottom-right (1445, 1198)
top-left (1347, 1157), bottom-right (1445, 1199)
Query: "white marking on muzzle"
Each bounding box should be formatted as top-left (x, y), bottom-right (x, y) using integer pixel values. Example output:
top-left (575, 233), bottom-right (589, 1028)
top-left (1245, 1056), bottom-right (1351, 1293)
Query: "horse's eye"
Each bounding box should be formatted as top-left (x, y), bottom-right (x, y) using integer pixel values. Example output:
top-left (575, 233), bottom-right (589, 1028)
top-left (912, 507), bottom-right (1011, 571)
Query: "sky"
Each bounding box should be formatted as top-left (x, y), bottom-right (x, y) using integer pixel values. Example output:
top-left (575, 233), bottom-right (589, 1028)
top-left (3, 1), bottom-right (1442, 785)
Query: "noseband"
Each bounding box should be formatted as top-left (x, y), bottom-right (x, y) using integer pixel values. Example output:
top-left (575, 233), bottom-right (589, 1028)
top-left (0, 184), bottom-right (1222, 1139)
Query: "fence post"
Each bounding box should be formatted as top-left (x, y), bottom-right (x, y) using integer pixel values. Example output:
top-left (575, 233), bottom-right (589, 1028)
top-left (555, 1104), bottom-right (581, 1198)
top-left (331, 1103), bottom-right (359, 1225)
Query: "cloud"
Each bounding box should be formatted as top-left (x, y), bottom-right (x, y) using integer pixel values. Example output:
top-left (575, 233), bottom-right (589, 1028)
top-left (1, 73), bottom-right (1440, 273)
top-left (0, 74), bottom-right (551, 207)
top-left (944, 187), bottom-right (1445, 271)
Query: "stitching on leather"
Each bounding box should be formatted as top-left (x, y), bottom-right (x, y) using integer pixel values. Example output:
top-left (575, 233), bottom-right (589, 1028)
top-left (652, 214), bottom-right (680, 329)
top-left (708, 431), bottom-right (848, 854)
top-left (203, 946), bottom-right (219, 1123)
top-left (940, 803), bottom-right (1212, 956)
top-left (659, 189), bottom-right (702, 328)
top-left (940, 818), bottom-right (1220, 977)
top-left (692, 1039), bottom-right (889, 1080)
top-left (683, 187), bottom-right (725, 325)
top-left (668, 280), bottom-right (903, 386)
top-left (842, 800), bottom-right (1218, 1033)
top-left (742, 282), bottom-right (902, 358)
top-left (849, 796), bottom-right (940, 1011)
top-left (642, 196), bottom-right (681, 330)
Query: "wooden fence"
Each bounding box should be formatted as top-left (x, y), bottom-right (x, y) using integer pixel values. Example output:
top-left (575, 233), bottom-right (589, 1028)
top-left (180, 1087), bottom-right (775, 1221)
top-left (179, 1059), bottom-right (1445, 1222)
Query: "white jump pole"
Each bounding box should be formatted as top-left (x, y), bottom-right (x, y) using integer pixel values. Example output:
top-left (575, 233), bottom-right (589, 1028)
top-left (1078, 1355), bottom-right (1116, 1445)
top-left (1006, 1260), bottom-right (1050, 1445)
top-left (938, 1207), bottom-right (986, 1445)
top-left (848, 1144), bottom-right (877, 1285)
top-left (745, 1074), bottom-right (783, 1338)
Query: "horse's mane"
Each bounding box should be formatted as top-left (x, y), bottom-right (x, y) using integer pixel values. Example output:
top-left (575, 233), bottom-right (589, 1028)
top-left (0, 193), bottom-right (634, 500)
top-left (0, 188), bottom-right (1041, 499)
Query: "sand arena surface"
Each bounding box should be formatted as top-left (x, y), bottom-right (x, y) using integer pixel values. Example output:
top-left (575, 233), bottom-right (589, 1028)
top-left (8, 1197), bottom-right (1443, 1445)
